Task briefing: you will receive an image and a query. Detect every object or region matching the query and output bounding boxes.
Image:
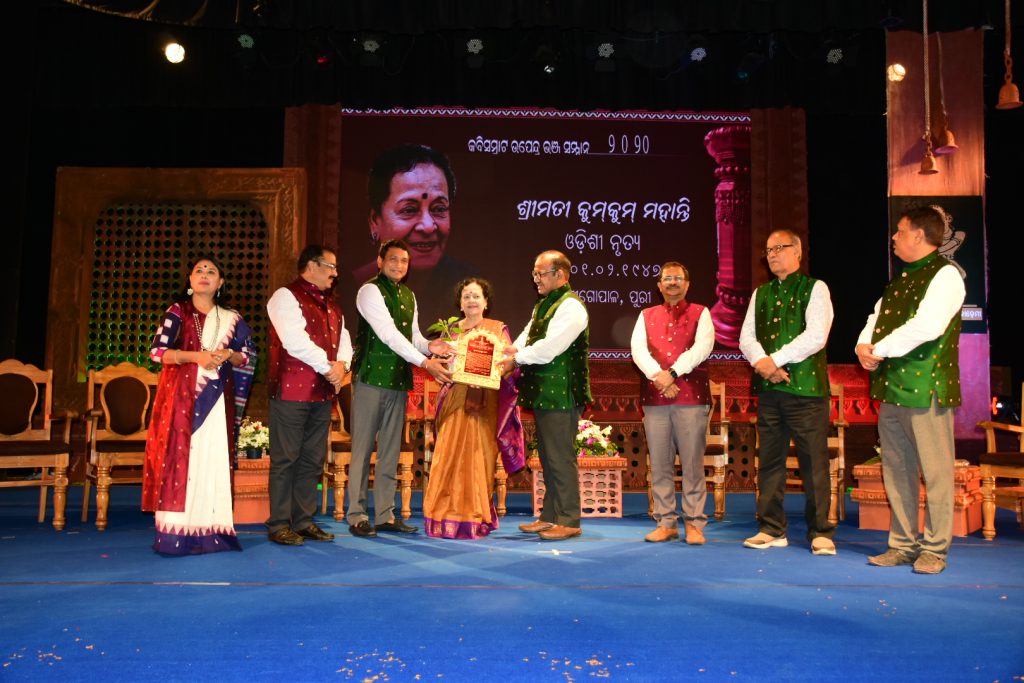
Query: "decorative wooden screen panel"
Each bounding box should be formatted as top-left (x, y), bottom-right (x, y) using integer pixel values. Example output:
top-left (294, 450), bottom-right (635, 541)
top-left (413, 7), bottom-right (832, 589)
top-left (86, 202), bottom-right (269, 372)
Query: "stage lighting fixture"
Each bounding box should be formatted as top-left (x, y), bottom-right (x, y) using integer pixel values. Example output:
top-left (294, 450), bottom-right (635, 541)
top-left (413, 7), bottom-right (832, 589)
top-left (238, 33), bottom-right (255, 49)
top-left (359, 37), bottom-right (381, 67)
top-left (887, 63), bottom-right (906, 82)
top-left (164, 42), bottom-right (185, 64)
top-left (826, 47), bottom-right (843, 64)
top-left (466, 38), bottom-right (483, 55)
top-left (534, 45), bottom-right (558, 75)
top-left (543, 64), bottom-right (555, 75)
top-left (598, 42), bottom-right (615, 58)
top-left (991, 395), bottom-right (1021, 424)
top-left (690, 46), bottom-right (707, 63)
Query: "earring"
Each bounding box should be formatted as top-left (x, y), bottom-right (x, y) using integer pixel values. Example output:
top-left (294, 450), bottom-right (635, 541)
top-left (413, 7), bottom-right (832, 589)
top-left (187, 287), bottom-right (194, 295)
top-left (371, 231), bottom-right (379, 242)
top-left (216, 288), bottom-right (221, 299)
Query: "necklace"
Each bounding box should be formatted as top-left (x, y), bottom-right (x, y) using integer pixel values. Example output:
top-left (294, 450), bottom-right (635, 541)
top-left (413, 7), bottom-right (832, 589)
top-left (193, 306), bottom-right (221, 351)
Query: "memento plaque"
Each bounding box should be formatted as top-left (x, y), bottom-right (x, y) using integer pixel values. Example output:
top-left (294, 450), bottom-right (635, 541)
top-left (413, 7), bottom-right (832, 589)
top-left (452, 328), bottom-right (504, 390)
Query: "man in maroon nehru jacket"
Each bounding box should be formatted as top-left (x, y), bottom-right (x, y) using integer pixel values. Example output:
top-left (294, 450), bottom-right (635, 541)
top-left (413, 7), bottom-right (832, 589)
top-left (631, 262), bottom-right (716, 545)
top-left (265, 245), bottom-right (352, 546)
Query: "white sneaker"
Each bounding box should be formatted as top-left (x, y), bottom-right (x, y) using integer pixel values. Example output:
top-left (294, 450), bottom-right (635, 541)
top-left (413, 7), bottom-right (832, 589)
top-left (743, 531), bottom-right (788, 549)
top-left (811, 537), bottom-right (837, 556)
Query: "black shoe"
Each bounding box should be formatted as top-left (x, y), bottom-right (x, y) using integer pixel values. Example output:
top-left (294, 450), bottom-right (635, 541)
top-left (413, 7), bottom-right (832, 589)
top-left (296, 523), bottom-right (335, 542)
top-left (375, 518), bottom-right (419, 534)
top-left (268, 528), bottom-right (304, 546)
top-left (349, 520), bottom-right (377, 538)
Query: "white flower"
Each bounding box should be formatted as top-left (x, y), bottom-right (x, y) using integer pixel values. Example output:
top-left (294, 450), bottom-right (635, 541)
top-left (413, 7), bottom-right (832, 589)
top-left (238, 418), bottom-right (270, 450)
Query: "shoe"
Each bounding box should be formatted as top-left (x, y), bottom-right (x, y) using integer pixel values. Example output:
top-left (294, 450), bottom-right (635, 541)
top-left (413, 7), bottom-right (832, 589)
top-left (268, 528), bottom-right (304, 546)
top-left (743, 532), bottom-right (788, 549)
top-left (644, 526), bottom-right (679, 543)
top-left (537, 524), bottom-right (583, 540)
top-left (296, 523), bottom-right (335, 542)
top-left (519, 519), bottom-right (554, 533)
top-left (912, 551), bottom-right (946, 575)
top-left (867, 548), bottom-right (916, 567)
top-left (375, 518), bottom-right (419, 534)
top-left (811, 537), bottom-right (836, 556)
top-left (684, 523), bottom-right (706, 546)
top-left (349, 520), bottom-right (377, 538)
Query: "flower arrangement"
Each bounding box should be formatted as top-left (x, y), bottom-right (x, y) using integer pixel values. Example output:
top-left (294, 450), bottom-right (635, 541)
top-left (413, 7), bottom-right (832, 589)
top-left (237, 418), bottom-right (270, 451)
top-left (574, 418), bottom-right (617, 458)
top-left (425, 315), bottom-right (464, 341)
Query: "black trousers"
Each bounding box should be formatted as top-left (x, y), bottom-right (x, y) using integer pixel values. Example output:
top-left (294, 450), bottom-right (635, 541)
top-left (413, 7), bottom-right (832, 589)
top-left (755, 390), bottom-right (834, 540)
top-left (534, 407), bottom-right (582, 528)
top-left (266, 398), bottom-right (332, 533)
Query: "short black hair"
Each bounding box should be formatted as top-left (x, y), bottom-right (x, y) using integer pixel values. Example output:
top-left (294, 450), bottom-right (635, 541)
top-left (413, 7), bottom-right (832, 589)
top-left (901, 206), bottom-right (945, 247)
top-left (297, 244), bottom-right (333, 273)
top-left (378, 239), bottom-right (410, 260)
top-left (367, 144), bottom-right (457, 213)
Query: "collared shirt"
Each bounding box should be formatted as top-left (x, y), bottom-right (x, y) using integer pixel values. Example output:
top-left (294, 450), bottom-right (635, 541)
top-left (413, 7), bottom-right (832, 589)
top-left (512, 296), bottom-right (588, 366)
top-left (355, 281), bottom-right (431, 366)
top-left (630, 305), bottom-right (714, 380)
top-left (856, 262), bottom-right (965, 359)
top-left (738, 278), bottom-right (833, 367)
top-left (267, 286), bottom-right (352, 374)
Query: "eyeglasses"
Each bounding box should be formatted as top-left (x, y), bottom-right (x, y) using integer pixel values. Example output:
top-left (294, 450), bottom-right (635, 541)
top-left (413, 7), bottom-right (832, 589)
top-left (315, 259), bottom-right (338, 271)
top-left (660, 275), bottom-right (687, 283)
top-left (531, 269), bottom-right (558, 280)
top-left (763, 244), bottom-right (795, 257)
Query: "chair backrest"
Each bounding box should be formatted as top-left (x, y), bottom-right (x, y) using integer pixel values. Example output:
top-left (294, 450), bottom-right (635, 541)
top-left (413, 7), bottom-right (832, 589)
top-left (0, 359), bottom-right (53, 441)
top-left (421, 380), bottom-right (440, 421)
top-left (87, 362), bottom-right (160, 441)
top-left (827, 381), bottom-right (846, 453)
top-left (706, 379), bottom-right (729, 447)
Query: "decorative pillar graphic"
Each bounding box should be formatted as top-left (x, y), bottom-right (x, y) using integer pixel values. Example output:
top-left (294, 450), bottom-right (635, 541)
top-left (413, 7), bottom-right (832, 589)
top-left (703, 125), bottom-right (752, 348)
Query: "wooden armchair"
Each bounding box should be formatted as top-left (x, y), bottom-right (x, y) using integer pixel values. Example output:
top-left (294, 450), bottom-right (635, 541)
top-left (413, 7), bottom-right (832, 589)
top-left (322, 379), bottom-right (414, 521)
top-left (646, 379), bottom-right (731, 520)
top-left (753, 382), bottom-right (847, 526)
top-left (81, 362), bottom-right (159, 530)
top-left (0, 359), bottom-right (76, 530)
top-left (977, 387), bottom-right (1024, 540)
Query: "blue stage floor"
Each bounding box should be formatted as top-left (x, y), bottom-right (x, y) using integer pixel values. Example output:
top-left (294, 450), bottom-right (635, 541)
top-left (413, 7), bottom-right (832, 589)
top-left (2, 487), bottom-right (1022, 681)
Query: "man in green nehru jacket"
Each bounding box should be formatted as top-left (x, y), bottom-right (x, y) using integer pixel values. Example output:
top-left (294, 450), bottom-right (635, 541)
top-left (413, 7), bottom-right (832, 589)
top-left (856, 206), bottom-right (965, 575)
top-left (739, 229), bottom-right (837, 556)
top-left (498, 250), bottom-right (592, 541)
top-left (348, 238), bottom-right (453, 538)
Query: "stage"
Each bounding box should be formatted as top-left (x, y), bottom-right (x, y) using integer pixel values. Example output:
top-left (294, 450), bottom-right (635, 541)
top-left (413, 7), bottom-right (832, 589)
top-left (2, 486), bottom-right (1022, 681)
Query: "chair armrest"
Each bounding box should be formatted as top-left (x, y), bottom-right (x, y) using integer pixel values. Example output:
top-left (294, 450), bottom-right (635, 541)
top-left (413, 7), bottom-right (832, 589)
top-left (50, 409), bottom-right (79, 444)
top-left (977, 420), bottom-right (1023, 451)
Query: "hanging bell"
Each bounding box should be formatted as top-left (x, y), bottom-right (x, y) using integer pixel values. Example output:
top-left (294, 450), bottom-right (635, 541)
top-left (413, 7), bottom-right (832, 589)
top-left (932, 128), bottom-right (958, 154)
top-left (919, 148), bottom-right (939, 175)
top-left (997, 81), bottom-right (1022, 109)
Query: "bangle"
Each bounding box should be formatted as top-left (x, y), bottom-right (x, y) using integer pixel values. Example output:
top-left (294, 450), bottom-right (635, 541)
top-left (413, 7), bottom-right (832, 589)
top-left (174, 350), bottom-right (181, 365)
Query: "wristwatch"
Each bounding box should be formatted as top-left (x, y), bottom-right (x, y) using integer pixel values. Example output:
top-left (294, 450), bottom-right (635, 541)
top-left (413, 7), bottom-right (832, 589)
top-left (668, 368), bottom-right (678, 379)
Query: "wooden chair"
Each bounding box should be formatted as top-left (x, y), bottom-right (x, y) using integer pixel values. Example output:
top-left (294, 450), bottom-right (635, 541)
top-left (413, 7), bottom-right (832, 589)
top-left (82, 362), bottom-right (159, 530)
top-left (646, 379), bottom-right (731, 520)
top-left (322, 379), bottom-right (414, 521)
top-left (977, 385), bottom-right (1024, 540)
top-left (0, 359), bottom-right (75, 530)
top-left (753, 382), bottom-right (847, 526)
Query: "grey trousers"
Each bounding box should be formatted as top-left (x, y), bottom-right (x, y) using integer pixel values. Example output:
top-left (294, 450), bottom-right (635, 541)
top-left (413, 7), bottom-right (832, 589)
top-left (644, 403), bottom-right (710, 529)
top-left (535, 407), bottom-right (582, 528)
top-left (877, 399), bottom-right (956, 558)
top-left (347, 378), bottom-right (407, 526)
top-left (266, 398), bottom-right (332, 534)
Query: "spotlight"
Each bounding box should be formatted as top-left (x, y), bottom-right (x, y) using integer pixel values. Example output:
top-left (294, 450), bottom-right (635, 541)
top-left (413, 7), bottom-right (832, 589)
top-left (466, 38), bottom-right (484, 69)
top-left (543, 64), bottom-right (555, 75)
top-left (164, 42), bottom-right (185, 64)
top-left (359, 36), bottom-right (381, 67)
top-left (466, 38), bottom-right (483, 55)
top-left (690, 46), bottom-right (707, 63)
top-left (887, 63), bottom-right (906, 82)
top-left (598, 42), bottom-right (615, 58)
top-left (238, 33), bottom-right (255, 49)
top-left (826, 47), bottom-right (843, 64)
